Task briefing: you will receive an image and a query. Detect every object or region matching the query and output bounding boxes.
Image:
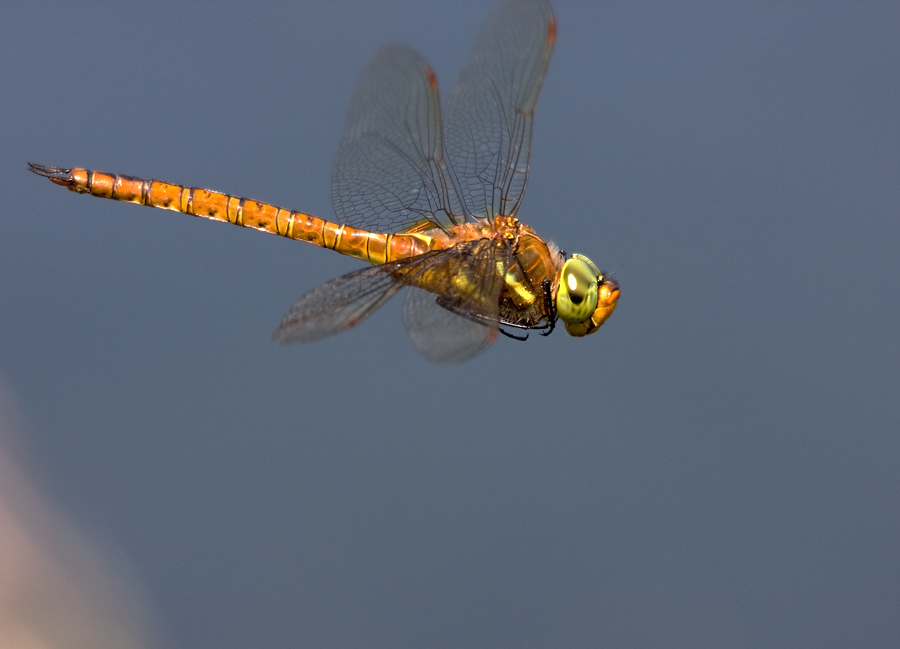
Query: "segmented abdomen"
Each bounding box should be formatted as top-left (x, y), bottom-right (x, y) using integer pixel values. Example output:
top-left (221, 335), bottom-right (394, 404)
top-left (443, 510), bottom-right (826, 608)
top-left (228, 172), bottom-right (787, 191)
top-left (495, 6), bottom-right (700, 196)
top-left (31, 165), bottom-right (434, 265)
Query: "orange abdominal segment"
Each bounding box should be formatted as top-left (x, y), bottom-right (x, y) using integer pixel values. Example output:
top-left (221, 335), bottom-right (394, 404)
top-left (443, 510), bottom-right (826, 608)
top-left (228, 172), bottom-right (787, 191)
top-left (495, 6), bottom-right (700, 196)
top-left (36, 166), bottom-right (434, 265)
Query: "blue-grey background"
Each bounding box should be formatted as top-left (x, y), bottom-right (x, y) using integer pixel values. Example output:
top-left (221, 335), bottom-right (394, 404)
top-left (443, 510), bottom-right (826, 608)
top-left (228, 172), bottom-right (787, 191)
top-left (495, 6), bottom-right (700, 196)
top-left (2, 1), bottom-right (898, 647)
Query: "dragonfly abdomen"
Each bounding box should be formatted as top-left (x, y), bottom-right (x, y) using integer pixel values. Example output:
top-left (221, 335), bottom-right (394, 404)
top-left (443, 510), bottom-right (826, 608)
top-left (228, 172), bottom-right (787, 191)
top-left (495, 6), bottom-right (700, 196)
top-left (316, 223), bottom-right (434, 265)
top-left (28, 164), bottom-right (433, 265)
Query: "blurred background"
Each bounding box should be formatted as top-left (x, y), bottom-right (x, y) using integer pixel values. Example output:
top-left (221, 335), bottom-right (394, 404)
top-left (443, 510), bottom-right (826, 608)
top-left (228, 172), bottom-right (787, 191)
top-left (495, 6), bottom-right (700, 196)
top-left (2, 1), bottom-right (898, 648)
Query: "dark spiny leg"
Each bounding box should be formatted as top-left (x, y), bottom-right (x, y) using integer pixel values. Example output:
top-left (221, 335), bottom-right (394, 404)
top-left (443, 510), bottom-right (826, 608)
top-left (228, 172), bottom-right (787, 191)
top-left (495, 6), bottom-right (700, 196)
top-left (499, 327), bottom-right (529, 341)
top-left (540, 278), bottom-right (556, 337)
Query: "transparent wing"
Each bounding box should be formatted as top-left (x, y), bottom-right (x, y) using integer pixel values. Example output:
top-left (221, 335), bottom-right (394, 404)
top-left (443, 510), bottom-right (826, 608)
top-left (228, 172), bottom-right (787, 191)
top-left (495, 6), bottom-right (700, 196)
top-left (273, 239), bottom-right (510, 361)
top-left (272, 264), bottom-right (405, 344)
top-left (444, 0), bottom-right (555, 220)
top-left (331, 45), bottom-right (464, 234)
top-left (403, 288), bottom-right (498, 363)
top-left (402, 239), bottom-right (511, 363)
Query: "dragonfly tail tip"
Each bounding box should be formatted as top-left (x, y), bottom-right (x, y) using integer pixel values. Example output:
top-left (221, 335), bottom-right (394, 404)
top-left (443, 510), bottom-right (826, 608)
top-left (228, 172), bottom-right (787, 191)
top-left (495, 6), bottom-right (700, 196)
top-left (28, 162), bottom-right (76, 187)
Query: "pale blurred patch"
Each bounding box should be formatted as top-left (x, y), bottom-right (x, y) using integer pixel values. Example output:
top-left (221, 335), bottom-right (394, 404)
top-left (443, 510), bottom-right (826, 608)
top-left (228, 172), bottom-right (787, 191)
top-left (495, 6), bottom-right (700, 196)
top-left (0, 378), bottom-right (158, 649)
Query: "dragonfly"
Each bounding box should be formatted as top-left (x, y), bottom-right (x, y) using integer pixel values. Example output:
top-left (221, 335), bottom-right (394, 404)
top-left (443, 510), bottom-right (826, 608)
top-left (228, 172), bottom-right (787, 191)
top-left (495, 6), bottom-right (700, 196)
top-left (29, 0), bottom-right (618, 363)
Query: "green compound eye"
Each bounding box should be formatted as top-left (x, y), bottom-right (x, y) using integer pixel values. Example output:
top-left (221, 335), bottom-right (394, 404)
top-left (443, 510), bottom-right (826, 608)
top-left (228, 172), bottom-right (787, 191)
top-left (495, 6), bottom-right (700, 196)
top-left (556, 255), bottom-right (601, 324)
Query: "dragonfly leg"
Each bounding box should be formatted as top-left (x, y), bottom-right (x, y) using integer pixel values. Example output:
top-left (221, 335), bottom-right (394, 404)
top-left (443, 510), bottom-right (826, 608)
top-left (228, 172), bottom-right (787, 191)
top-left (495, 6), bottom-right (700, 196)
top-left (499, 327), bottom-right (529, 341)
top-left (540, 278), bottom-right (556, 337)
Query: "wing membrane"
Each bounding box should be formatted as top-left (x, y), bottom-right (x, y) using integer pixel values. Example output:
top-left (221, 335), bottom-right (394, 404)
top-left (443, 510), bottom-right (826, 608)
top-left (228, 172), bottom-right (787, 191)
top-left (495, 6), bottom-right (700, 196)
top-left (274, 239), bottom-right (512, 362)
top-left (331, 45), bottom-right (464, 234)
top-left (444, 0), bottom-right (555, 220)
top-left (402, 238), bottom-right (511, 362)
top-left (403, 288), bottom-right (498, 363)
top-left (272, 264), bottom-right (405, 343)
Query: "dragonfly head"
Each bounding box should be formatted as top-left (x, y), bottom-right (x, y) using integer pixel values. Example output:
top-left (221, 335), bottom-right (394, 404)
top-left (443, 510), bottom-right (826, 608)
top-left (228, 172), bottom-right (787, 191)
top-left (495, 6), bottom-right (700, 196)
top-left (556, 254), bottom-right (619, 337)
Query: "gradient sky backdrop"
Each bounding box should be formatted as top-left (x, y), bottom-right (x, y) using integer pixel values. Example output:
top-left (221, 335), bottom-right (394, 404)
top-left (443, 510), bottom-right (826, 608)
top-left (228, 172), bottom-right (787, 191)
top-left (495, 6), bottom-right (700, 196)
top-left (2, 2), bottom-right (899, 648)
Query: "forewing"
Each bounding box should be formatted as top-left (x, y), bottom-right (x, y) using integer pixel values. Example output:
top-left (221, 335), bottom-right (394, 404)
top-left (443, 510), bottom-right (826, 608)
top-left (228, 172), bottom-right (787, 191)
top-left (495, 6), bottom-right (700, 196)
top-left (403, 288), bottom-right (498, 363)
top-left (444, 0), bottom-right (555, 220)
top-left (331, 45), bottom-right (464, 234)
top-left (402, 239), bottom-right (510, 363)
